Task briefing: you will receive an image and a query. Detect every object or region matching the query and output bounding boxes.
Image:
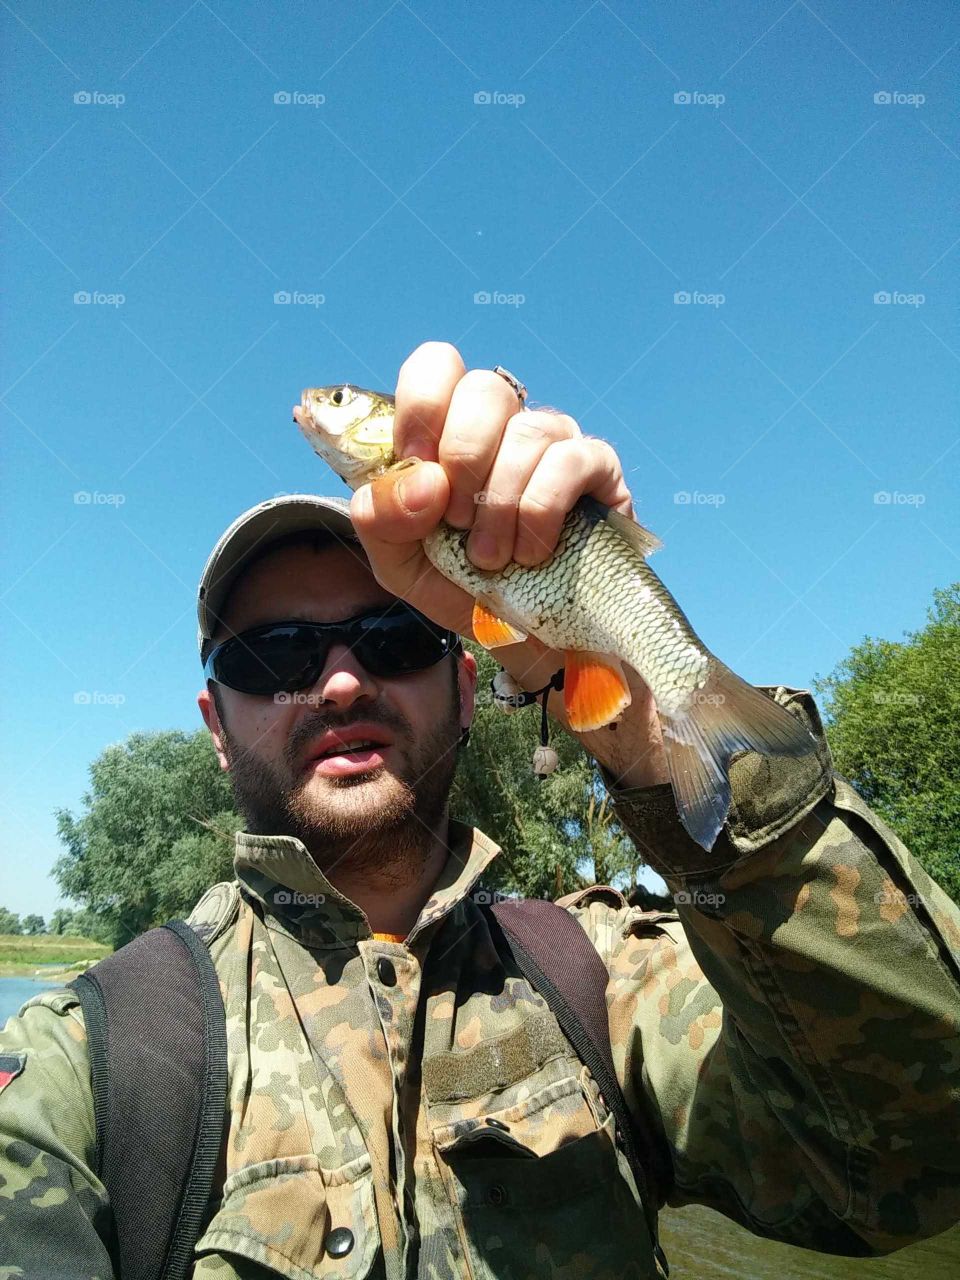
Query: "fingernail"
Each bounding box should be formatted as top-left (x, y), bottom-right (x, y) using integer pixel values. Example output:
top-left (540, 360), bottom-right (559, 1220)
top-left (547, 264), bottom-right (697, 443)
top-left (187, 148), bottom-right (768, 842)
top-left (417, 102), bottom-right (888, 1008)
top-left (397, 465), bottom-right (438, 512)
top-left (467, 531), bottom-right (499, 565)
top-left (354, 485), bottom-right (374, 522)
top-left (445, 493), bottom-right (475, 528)
top-left (401, 436), bottom-right (431, 461)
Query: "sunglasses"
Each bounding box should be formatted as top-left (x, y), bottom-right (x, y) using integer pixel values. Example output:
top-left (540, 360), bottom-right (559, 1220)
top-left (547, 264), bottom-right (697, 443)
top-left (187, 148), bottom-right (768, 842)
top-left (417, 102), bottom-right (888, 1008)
top-left (203, 603), bottom-right (462, 696)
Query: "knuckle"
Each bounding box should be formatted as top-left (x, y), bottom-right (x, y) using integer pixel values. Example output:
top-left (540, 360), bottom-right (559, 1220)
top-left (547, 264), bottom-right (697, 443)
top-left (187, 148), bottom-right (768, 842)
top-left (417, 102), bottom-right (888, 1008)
top-left (459, 367), bottom-right (519, 403)
top-left (516, 489), bottom-right (555, 520)
top-left (503, 412), bottom-right (565, 447)
top-left (441, 437), bottom-right (491, 479)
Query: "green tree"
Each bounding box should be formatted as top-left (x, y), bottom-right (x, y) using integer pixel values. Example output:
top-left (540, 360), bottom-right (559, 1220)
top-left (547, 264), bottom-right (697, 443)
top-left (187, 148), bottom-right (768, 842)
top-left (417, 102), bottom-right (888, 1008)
top-left (0, 907), bottom-right (22, 935)
top-left (451, 643), bottom-right (651, 900)
top-left (814, 583), bottom-right (960, 903)
top-left (49, 906), bottom-right (114, 943)
top-left (54, 730), bottom-right (243, 948)
top-left (21, 914), bottom-right (46, 936)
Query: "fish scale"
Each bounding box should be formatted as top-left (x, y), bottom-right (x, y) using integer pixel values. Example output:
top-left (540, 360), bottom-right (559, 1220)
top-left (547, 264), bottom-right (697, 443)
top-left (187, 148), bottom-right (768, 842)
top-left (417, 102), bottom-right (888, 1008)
top-left (293, 382), bottom-right (816, 850)
top-left (424, 505), bottom-right (709, 718)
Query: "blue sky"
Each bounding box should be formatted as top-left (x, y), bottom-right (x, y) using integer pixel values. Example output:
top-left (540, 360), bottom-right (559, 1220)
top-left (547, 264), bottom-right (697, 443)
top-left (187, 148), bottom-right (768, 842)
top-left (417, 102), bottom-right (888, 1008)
top-left (2, 0), bottom-right (957, 918)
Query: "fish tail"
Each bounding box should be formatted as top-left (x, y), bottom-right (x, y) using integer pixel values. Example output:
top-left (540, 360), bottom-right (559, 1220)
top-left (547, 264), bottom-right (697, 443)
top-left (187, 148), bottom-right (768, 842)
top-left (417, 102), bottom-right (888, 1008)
top-left (659, 659), bottom-right (816, 851)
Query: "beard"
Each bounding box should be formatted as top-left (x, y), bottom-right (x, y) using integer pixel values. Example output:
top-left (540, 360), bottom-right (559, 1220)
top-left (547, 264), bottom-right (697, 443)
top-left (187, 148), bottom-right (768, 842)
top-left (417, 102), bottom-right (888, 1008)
top-left (218, 679), bottom-right (462, 885)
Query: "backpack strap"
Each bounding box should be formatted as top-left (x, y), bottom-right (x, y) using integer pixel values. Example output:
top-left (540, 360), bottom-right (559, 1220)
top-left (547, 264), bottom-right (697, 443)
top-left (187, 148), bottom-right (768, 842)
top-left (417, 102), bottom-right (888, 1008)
top-left (489, 897), bottom-right (673, 1272)
top-left (69, 920), bottom-right (228, 1280)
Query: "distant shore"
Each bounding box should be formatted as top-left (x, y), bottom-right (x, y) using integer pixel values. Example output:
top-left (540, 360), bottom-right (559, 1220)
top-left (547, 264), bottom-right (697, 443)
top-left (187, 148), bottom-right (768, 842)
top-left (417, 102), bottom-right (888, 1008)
top-left (0, 932), bottom-right (110, 980)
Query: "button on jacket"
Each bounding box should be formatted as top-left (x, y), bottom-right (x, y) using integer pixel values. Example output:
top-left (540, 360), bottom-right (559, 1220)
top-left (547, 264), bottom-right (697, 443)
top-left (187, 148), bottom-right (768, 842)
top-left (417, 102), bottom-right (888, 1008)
top-left (3, 688), bottom-right (960, 1279)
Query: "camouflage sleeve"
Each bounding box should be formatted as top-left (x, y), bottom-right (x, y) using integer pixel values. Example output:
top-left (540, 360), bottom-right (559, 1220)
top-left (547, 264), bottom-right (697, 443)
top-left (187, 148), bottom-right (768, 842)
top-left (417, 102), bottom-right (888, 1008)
top-left (0, 987), bottom-right (114, 1278)
top-left (590, 686), bottom-right (960, 1256)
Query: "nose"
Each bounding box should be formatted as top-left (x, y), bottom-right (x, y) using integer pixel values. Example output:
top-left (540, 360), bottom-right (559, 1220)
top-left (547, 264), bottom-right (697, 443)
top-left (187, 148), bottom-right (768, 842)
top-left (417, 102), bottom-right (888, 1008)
top-left (309, 642), bottom-right (378, 709)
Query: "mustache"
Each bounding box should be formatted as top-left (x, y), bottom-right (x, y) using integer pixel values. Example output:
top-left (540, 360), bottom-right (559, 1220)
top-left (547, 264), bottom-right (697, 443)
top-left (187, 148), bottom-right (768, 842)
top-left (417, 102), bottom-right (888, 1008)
top-left (284, 703), bottom-right (413, 768)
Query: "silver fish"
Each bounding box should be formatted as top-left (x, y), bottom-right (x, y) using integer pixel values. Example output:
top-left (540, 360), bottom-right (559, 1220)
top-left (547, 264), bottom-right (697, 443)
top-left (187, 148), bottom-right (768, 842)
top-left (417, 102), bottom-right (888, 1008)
top-left (294, 384), bottom-right (815, 850)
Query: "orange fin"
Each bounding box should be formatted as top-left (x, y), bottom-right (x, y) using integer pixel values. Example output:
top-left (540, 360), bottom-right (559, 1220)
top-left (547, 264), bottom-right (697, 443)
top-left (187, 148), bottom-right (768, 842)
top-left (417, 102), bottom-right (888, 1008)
top-left (563, 650), bottom-right (631, 732)
top-left (471, 600), bottom-right (527, 649)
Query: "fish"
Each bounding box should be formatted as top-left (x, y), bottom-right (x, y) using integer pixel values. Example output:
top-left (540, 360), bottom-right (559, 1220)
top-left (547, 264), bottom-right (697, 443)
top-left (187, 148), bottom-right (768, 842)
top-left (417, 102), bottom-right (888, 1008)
top-left (293, 383), bottom-right (816, 851)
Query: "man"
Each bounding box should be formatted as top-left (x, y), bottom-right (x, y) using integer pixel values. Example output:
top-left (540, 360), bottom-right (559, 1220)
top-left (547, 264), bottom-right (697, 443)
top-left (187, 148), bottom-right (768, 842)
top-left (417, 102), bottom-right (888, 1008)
top-left (2, 342), bottom-right (959, 1279)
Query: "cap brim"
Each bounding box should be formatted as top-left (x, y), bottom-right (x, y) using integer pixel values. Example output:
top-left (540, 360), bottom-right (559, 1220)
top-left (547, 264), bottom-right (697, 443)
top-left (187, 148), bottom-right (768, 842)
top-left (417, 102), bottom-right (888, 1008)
top-left (197, 494), bottom-right (365, 653)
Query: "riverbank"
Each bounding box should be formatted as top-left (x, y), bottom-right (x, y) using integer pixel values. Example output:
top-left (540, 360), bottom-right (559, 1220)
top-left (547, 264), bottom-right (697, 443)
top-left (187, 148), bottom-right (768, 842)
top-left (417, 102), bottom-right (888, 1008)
top-left (0, 932), bottom-right (110, 979)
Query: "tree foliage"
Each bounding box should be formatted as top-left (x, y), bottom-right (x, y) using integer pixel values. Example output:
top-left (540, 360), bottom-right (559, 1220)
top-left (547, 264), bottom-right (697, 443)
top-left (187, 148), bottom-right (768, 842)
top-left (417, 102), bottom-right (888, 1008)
top-left (0, 908), bottom-right (23, 935)
top-left (48, 907), bottom-right (115, 943)
top-left (21, 914), bottom-right (46, 936)
top-left (54, 730), bottom-right (243, 948)
top-left (814, 583), bottom-right (960, 903)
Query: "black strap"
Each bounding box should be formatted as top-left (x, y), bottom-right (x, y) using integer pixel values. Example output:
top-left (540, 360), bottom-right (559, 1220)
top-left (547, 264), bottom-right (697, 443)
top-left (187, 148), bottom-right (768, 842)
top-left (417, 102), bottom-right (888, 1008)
top-left (70, 921), bottom-right (228, 1280)
top-left (490, 897), bottom-right (673, 1270)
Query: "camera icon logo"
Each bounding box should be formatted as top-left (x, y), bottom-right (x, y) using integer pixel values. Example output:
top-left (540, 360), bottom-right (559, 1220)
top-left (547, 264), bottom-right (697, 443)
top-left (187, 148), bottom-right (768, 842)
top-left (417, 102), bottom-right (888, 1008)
top-left (274, 91), bottom-right (291, 104)
top-left (873, 91), bottom-right (892, 105)
top-left (74, 90), bottom-right (92, 105)
top-left (274, 890), bottom-right (292, 904)
top-left (673, 91), bottom-right (691, 105)
top-left (473, 91), bottom-right (492, 105)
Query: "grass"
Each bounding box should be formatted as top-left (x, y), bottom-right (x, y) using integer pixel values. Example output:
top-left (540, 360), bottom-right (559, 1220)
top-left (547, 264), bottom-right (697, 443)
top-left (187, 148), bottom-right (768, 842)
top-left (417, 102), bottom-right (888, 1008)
top-left (0, 932), bottom-right (111, 977)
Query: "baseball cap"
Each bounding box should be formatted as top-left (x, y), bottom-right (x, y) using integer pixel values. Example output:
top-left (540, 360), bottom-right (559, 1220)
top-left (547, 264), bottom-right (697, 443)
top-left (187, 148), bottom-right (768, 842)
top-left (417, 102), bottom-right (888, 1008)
top-left (196, 493), bottom-right (365, 657)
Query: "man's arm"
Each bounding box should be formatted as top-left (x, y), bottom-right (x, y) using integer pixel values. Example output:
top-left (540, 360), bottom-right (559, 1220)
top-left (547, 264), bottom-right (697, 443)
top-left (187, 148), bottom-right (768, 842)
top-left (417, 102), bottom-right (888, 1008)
top-left (0, 989), bottom-right (113, 1277)
top-left (573, 686), bottom-right (960, 1254)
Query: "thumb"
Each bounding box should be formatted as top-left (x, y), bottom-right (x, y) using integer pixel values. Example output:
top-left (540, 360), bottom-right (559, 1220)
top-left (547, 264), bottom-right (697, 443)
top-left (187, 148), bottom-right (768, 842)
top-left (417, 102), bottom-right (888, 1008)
top-left (351, 460), bottom-right (450, 545)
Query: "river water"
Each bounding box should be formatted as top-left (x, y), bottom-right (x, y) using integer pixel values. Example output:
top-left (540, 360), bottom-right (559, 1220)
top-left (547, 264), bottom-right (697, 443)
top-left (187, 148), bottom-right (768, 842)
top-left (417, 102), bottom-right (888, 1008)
top-left (0, 975), bottom-right (59, 1024)
top-left (2, 978), bottom-right (958, 1276)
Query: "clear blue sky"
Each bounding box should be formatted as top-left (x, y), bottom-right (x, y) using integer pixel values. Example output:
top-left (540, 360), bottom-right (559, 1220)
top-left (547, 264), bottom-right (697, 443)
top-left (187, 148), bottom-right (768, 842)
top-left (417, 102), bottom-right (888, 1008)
top-left (2, 1), bottom-right (957, 918)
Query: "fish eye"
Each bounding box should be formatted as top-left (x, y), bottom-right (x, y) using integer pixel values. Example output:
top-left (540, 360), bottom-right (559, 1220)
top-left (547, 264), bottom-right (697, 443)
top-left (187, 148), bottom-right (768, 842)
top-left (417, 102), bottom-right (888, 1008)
top-left (331, 386), bottom-right (353, 408)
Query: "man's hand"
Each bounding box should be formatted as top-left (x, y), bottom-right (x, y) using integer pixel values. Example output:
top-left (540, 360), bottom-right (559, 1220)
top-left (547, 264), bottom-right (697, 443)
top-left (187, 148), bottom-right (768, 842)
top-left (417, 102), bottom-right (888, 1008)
top-left (350, 342), bottom-right (632, 637)
top-left (350, 341), bottom-right (667, 787)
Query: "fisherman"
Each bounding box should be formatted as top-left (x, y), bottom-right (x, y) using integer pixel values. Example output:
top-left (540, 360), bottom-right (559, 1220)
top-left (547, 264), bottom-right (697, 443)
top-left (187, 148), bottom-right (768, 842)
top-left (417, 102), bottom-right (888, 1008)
top-left (2, 342), bottom-right (959, 1278)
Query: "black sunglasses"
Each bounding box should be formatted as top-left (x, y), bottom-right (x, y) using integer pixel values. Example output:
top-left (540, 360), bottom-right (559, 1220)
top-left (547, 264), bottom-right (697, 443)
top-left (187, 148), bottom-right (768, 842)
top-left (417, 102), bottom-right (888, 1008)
top-left (203, 603), bottom-right (462, 696)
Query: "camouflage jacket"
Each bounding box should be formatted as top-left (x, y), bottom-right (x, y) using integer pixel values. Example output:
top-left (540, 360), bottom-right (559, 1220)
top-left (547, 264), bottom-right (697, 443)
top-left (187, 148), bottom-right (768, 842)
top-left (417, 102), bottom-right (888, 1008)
top-left (2, 688), bottom-right (959, 1280)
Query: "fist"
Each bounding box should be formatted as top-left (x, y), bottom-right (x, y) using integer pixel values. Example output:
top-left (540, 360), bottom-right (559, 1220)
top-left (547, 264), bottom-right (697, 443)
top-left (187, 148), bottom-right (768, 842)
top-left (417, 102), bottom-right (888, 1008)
top-left (350, 342), bottom-right (633, 657)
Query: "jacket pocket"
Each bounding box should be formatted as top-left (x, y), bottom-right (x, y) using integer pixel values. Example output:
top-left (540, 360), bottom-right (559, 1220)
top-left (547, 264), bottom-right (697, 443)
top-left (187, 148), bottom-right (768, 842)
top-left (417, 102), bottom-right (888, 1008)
top-left (433, 1083), bottom-right (658, 1280)
top-left (194, 1153), bottom-right (381, 1279)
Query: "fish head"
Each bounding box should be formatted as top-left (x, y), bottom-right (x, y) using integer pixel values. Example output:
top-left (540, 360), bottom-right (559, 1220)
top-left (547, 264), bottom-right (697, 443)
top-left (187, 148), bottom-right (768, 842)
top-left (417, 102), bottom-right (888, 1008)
top-left (294, 385), bottom-right (397, 489)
